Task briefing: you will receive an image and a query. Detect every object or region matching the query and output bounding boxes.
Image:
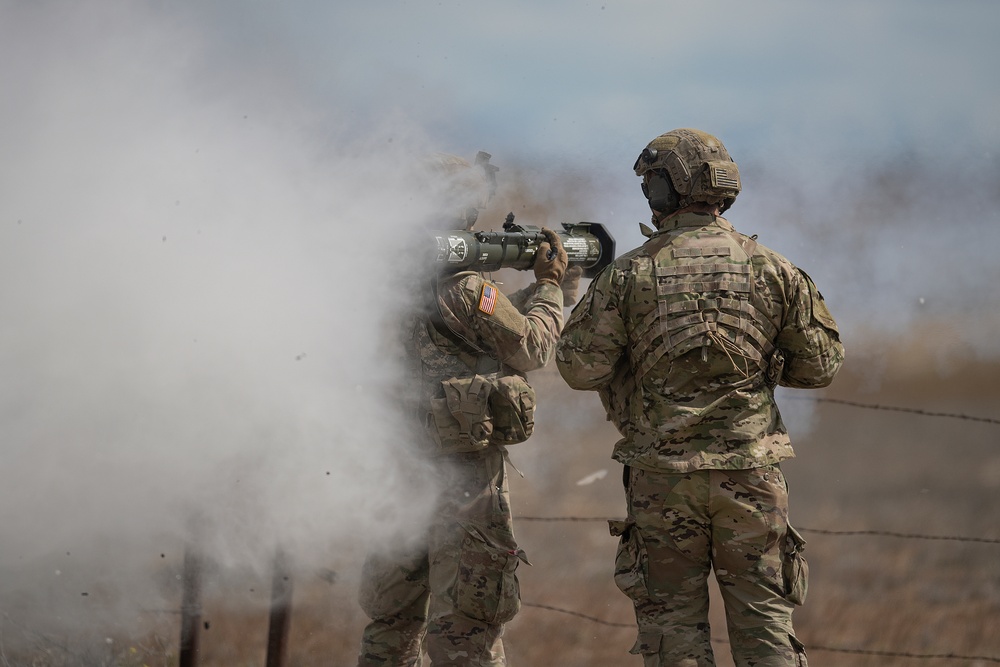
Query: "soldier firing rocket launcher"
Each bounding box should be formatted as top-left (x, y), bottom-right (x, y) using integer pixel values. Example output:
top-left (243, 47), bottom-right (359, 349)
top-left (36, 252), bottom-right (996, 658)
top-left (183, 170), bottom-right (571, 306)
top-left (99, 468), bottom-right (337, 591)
top-left (432, 212), bottom-right (615, 279)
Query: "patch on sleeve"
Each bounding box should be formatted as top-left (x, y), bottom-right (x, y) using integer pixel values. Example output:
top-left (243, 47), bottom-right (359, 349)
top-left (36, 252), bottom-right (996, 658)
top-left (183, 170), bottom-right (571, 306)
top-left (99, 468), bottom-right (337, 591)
top-left (478, 282), bottom-right (498, 315)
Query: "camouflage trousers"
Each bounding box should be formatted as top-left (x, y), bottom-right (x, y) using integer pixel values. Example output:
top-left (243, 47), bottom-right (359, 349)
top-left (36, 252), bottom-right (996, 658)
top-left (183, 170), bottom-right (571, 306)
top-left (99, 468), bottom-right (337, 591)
top-left (357, 447), bottom-right (527, 666)
top-left (609, 464), bottom-right (809, 667)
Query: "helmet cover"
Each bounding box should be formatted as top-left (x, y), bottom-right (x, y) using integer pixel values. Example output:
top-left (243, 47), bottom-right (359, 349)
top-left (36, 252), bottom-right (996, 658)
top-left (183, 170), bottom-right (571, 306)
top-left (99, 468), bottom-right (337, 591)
top-left (634, 128), bottom-right (741, 213)
top-left (423, 151), bottom-right (499, 228)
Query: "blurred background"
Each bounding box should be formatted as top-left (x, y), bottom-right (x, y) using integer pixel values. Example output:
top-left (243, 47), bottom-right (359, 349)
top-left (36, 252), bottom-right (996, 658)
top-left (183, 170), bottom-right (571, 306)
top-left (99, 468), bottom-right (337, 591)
top-left (1, 1), bottom-right (997, 665)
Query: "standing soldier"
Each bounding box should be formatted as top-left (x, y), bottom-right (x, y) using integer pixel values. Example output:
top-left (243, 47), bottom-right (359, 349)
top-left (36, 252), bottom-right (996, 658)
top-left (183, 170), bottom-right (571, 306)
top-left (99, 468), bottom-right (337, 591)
top-left (357, 152), bottom-right (570, 666)
top-left (556, 129), bottom-right (844, 667)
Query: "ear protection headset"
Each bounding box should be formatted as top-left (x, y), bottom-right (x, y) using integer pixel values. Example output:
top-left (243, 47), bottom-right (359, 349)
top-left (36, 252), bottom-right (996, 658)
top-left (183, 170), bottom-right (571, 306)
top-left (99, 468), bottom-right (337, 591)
top-left (641, 170), bottom-right (680, 215)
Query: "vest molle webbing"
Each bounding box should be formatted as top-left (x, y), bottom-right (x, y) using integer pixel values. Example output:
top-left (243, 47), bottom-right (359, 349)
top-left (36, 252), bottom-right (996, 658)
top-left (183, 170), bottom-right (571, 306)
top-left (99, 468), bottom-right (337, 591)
top-left (628, 229), bottom-right (776, 382)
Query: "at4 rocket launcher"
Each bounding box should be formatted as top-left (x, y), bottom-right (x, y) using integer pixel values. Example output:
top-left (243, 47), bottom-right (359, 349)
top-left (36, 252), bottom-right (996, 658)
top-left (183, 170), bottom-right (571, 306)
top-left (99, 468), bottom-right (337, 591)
top-left (433, 213), bottom-right (615, 279)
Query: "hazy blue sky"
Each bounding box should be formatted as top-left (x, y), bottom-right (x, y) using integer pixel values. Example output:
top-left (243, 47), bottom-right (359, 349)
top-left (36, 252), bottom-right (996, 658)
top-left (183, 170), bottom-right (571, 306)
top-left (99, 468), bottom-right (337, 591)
top-left (180, 1), bottom-right (1000, 164)
top-left (169, 1), bottom-right (1000, 318)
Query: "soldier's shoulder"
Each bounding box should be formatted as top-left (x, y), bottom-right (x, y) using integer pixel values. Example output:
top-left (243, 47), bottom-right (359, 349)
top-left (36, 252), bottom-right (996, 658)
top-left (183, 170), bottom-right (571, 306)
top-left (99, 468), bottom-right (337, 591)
top-left (438, 270), bottom-right (483, 294)
top-left (747, 238), bottom-right (801, 275)
top-left (609, 244), bottom-right (653, 271)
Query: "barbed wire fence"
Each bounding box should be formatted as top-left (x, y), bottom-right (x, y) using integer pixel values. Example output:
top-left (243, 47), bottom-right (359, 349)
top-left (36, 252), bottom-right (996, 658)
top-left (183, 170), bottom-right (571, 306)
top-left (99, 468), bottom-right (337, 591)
top-left (3, 396), bottom-right (996, 665)
top-left (519, 602), bottom-right (1000, 664)
top-left (790, 395), bottom-right (1000, 426)
top-left (515, 395), bottom-right (1000, 664)
top-left (517, 518), bottom-right (1000, 663)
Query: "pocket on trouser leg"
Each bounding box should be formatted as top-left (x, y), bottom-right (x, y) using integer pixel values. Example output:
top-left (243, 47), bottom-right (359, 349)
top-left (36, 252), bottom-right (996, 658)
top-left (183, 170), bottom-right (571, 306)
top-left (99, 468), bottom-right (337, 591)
top-left (358, 554), bottom-right (428, 621)
top-left (451, 527), bottom-right (527, 625)
top-left (609, 519), bottom-right (647, 601)
top-left (782, 525), bottom-right (809, 605)
top-left (790, 634), bottom-right (809, 666)
top-left (630, 631), bottom-right (706, 667)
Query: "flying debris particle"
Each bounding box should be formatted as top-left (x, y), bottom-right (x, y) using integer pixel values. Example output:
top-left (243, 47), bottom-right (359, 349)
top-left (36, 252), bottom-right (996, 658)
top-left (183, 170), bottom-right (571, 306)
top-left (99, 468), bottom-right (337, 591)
top-left (81, 592), bottom-right (89, 596)
top-left (204, 621), bottom-right (210, 630)
top-left (576, 469), bottom-right (608, 486)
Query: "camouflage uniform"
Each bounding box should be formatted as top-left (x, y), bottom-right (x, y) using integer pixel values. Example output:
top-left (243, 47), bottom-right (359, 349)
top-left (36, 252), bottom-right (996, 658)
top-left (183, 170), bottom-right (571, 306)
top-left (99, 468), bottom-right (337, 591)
top-left (557, 211), bottom-right (844, 667)
top-left (358, 270), bottom-right (563, 667)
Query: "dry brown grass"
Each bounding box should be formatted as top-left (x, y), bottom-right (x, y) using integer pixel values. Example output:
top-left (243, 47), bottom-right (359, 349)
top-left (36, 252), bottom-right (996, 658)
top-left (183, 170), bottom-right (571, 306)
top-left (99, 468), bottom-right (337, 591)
top-left (5, 344), bottom-right (1000, 667)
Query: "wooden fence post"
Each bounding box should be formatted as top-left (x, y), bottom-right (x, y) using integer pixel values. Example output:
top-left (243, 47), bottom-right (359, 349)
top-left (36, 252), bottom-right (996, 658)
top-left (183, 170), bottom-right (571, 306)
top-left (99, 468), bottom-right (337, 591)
top-left (179, 543), bottom-right (203, 667)
top-left (265, 547), bottom-right (293, 667)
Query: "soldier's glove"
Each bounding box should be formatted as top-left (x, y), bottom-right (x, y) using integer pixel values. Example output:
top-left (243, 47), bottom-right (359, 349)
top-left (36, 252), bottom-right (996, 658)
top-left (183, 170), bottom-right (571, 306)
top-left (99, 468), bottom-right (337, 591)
top-left (561, 265), bottom-right (583, 305)
top-left (533, 228), bottom-right (568, 287)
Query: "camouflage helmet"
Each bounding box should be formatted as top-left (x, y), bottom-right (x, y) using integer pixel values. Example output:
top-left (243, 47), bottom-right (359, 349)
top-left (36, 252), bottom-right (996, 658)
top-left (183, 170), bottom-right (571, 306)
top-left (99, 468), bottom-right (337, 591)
top-left (423, 151), bottom-right (499, 229)
top-left (633, 128), bottom-right (741, 214)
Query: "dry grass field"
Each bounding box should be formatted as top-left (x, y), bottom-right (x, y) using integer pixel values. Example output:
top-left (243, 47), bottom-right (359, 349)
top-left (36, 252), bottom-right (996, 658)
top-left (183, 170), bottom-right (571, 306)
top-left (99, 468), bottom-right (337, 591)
top-left (4, 331), bottom-right (999, 667)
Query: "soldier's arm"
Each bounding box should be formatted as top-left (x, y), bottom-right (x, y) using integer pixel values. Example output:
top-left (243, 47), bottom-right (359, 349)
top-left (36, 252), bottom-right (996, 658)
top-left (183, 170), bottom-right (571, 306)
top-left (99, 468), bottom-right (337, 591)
top-left (555, 266), bottom-right (628, 390)
top-left (504, 283), bottom-right (535, 312)
top-left (442, 273), bottom-right (564, 373)
top-left (776, 268), bottom-right (845, 388)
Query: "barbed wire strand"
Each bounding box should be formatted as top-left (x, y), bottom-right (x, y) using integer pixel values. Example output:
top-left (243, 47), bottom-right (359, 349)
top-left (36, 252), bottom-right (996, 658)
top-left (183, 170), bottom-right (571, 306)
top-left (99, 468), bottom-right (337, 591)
top-left (521, 602), bottom-right (632, 628)
top-left (518, 396), bottom-right (1000, 543)
top-left (521, 603), bottom-right (1000, 663)
top-left (807, 645), bottom-right (1000, 663)
top-left (516, 517), bottom-right (1000, 544)
top-left (797, 527), bottom-right (1000, 544)
top-left (788, 395), bottom-right (1000, 425)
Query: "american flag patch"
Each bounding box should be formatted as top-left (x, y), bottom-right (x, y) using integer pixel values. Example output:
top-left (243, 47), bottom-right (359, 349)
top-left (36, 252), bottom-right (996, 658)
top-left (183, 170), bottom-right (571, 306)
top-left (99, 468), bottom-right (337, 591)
top-left (711, 166), bottom-right (740, 189)
top-left (478, 283), bottom-right (498, 315)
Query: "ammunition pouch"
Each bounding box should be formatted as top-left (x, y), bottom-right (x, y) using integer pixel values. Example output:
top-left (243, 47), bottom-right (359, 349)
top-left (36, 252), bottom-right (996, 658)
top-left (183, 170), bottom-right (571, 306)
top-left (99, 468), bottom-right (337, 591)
top-left (489, 374), bottom-right (536, 445)
top-left (427, 375), bottom-right (494, 454)
top-left (426, 374), bottom-right (536, 455)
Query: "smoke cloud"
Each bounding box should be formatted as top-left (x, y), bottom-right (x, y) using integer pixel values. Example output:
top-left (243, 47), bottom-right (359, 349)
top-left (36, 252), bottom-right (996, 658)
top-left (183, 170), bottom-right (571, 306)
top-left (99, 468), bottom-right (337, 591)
top-left (2, 0), bottom-right (999, 654)
top-left (0, 2), bottom-right (456, 642)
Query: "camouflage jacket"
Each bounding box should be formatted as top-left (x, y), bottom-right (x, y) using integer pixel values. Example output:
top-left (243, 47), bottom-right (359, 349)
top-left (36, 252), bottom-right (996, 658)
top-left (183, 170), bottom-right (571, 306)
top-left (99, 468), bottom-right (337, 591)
top-left (556, 212), bottom-right (844, 472)
top-left (403, 271), bottom-right (563, 455)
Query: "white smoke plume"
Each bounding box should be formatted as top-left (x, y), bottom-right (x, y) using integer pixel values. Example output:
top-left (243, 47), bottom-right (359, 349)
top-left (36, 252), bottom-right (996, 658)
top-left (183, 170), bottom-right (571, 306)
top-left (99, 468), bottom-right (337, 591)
top-left (3, 1), bottom-right (999, 654)
top-left (0, 1), bottom-right (454, 642)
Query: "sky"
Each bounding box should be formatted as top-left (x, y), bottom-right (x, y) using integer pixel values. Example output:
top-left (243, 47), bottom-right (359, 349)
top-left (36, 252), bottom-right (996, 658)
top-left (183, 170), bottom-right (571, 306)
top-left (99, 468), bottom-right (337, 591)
top-left (0, 0), bottom-right (998, 645)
